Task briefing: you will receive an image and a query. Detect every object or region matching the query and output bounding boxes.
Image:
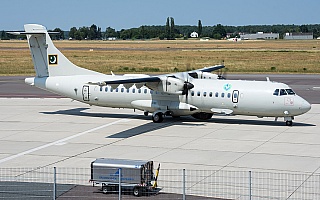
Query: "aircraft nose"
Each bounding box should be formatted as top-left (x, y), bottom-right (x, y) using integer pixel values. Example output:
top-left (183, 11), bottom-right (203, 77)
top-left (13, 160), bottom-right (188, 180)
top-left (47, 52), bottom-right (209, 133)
top-left (299, 99), bottom-right (311, 114)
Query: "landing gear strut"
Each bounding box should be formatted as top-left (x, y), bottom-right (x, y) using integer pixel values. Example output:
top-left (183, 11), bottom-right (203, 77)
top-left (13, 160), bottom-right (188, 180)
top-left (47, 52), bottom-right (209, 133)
top-left (284, 116), bottom-right (294, 126)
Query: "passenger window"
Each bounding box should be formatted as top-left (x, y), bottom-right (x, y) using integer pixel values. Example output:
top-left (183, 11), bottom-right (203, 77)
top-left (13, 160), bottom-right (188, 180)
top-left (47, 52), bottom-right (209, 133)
top-left (132, 88), bottom-right (136, 93)
top-left (144, 89), bottom-right (147, 94)
top-left (203, 92), bottom-right (207, 97)
top-left (233, 92), bottom-right (238, 99)
top-left (221, 93), bottom-right (225, 98)
top-left (110, 88), bottom-right (113, 92)
top-left (197, 91), bottom-right (201, 96)
top-left (138, 89), bottom-right (141, 93)
top-left (191, 91), bottom-right (194, 96)
top-left (227, 93), bottom-right (231, 98)
top-left (127, 88), bottom-right (130, 93)
top-left (121, 88), bottom-right (124, 93)
top-left (150, 90), bottom-right (154, 94)
top-left (215, 92), bottom-right (219, 97)
top-left (100, 86), bottom-right (103, 92)
top-left (209, 92), bottom-right (212, 97)
top-left (115, 88), bottom-right (119, 92)
top-left (105, 87), bottom-right (108, 92)
top-left (286, 89), bottom-right (295, 95)
top-left (273, 89), bottom-right (279, 96)
top-left (280, 89), bottom-right (287, 96)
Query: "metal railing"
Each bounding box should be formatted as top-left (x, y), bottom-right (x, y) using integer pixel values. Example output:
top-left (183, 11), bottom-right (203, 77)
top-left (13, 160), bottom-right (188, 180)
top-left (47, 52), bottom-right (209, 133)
top-left (0, 167), bottom-right (319, 199)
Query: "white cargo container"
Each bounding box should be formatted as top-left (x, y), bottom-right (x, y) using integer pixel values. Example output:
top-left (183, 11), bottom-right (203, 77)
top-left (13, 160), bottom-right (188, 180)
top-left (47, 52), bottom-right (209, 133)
top-left (90, 158), bottom-right (160, 196)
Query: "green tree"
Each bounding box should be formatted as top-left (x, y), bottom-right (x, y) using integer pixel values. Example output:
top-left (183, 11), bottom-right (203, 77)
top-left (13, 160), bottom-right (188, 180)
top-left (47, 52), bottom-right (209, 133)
top-left (88, 24), bottom-right (98, 40)
top-left (300, 25), bottom-right (309, 33)
top-left (170, 17), bottom-right (175, 39)
top-left (74, 30), bottom-right (82, 40)
top-left (198, 20), bottom-right (202, 37)
top-left (105, 27), bottom-right (117, 38)
top-left (79, 26), bottom-right (89, 39)
top-left (69, 27), bottom-right (77, 39)
top-left (212, 24), bottom-right (226, 39)
top-left (1, 30), bottom-right (7, 40)
top-left (165, 17), bottom-right (170, 39)
top-left (52, 28), bottom-right (64, 40)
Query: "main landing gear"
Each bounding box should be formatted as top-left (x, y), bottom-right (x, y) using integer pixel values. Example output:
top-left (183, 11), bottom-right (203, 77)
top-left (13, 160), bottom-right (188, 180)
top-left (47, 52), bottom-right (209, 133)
top-left (152, 112), bottom-right (164, 123)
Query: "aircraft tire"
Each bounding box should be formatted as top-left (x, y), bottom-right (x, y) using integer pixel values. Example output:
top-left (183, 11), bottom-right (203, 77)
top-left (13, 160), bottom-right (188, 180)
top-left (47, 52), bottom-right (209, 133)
top-left (152, 113), bottom-right (163, 123)
top-left (191, 112), bottom-right (213, 120)
top-left (286, 120), bottom-right (293, 126)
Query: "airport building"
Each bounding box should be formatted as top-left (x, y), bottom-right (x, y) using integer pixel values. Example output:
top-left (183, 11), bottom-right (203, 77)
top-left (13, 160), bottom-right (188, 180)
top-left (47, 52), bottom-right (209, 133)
top-left (240, 32), bottom-right (279, 40)
top-left (283, 32), bottom-right (313, 40)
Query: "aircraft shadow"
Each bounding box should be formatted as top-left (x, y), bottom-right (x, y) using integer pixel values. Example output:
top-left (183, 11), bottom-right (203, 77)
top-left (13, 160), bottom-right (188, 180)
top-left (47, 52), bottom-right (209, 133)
top-left (209, 117), bottom-right (315, 127)
top-left (41, 108), bottom-right (315, 139)
top-left (41, 108), bottom-right (148, 120)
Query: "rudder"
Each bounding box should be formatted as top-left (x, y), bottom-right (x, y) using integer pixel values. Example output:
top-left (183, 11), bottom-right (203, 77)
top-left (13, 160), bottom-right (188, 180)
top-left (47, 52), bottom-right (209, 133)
top-left (24, 24), bottom-right (101, 77)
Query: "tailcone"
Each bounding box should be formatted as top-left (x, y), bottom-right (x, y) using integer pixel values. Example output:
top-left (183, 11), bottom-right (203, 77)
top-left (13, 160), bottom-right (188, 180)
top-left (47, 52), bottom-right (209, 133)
top-left (25, 77), bottom-right (35, 86)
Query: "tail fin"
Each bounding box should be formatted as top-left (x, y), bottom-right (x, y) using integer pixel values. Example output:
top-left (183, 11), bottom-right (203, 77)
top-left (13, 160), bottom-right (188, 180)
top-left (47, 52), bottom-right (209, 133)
top-left (22, 24), bottom-right (101, 77)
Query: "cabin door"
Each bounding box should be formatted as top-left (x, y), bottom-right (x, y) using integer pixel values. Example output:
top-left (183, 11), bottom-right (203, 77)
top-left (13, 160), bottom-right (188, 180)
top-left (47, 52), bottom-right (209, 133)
top-left (82, 85), bottom-right (90, 101)
top-left (232, 90), bottom-right (239, 103)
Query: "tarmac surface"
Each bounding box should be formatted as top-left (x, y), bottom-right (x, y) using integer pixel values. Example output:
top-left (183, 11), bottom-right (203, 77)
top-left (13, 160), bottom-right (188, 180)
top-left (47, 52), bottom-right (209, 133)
top-left (0, 74), bottom-right (319, 172)
top-left (0, 75), bottom-right (320, 199)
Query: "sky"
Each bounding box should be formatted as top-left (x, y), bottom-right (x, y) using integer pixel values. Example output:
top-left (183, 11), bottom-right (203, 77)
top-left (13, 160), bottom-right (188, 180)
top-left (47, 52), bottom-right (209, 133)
top-left (1, 0), bottom-right (319, 31)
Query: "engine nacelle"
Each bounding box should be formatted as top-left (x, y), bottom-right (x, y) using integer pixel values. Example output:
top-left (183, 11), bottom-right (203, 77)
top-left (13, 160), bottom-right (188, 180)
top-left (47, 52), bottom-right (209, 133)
top-left (189, 71), bottom-right (219, 79)
top-left (146, 77), bottom-right (184, 95)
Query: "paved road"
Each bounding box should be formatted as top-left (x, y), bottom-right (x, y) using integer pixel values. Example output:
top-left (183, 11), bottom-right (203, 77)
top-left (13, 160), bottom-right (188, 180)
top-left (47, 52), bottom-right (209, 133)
top-left (1, 74), bottom-right (319, 103)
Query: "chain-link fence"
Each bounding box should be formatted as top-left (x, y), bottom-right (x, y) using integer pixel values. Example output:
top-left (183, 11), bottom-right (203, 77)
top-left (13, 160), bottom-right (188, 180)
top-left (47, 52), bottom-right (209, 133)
top-left (0, 167), bottom-right (319, 199)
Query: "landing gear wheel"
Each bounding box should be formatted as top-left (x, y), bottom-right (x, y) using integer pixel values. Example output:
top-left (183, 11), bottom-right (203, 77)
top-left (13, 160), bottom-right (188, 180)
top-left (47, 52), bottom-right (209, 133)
top-left (102, 186), bottom-right (109, 194)
top-left (286, 120), bottom-right (293, 126)
top-left (133, 187), bottom-right (141, 197)
top-left (152, 113), bottom-right (163, 123)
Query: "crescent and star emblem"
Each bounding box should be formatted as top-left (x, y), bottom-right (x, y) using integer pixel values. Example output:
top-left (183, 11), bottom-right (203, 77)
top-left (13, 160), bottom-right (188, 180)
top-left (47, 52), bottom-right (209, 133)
top-left (48, 55), bottom-right (58, 65)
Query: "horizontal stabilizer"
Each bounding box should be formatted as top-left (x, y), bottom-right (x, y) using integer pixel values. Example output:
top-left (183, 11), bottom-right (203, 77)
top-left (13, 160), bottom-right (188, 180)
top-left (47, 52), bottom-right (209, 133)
top-left (7, 31), bottom-right (60, 35)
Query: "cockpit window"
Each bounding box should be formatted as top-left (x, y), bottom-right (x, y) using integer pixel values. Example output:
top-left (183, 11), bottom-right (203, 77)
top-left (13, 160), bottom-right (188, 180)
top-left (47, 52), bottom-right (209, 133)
top-left (280, 89), bottom-right (287, 96)
top-left (286, 89), bottom-right (295, 95)
top-left (274, 88), bottom-right (296, 96)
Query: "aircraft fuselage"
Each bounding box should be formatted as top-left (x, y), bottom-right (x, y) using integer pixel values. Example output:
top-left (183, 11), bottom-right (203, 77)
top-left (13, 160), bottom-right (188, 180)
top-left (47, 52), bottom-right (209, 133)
top-left (27, 76), bottom-right (311, 119)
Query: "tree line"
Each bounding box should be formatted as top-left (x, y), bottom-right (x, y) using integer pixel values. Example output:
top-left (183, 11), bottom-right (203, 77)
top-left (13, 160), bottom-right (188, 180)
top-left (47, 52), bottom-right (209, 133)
top-left (1, 18), bottom-right (320, 40)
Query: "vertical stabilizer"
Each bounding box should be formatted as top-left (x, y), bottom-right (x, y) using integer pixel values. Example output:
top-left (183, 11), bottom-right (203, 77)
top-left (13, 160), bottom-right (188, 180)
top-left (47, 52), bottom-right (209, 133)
top-left (24, 24), bottom-right (102, 77)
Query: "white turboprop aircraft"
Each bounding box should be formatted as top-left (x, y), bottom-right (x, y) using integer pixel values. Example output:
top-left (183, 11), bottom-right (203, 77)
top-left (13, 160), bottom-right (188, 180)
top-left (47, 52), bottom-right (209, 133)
top-left (12, 24), bottom-right (311, 126)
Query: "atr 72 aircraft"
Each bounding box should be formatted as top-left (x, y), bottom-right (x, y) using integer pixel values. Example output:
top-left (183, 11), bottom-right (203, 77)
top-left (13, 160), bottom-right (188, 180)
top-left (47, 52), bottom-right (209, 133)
top-left (11, 24), bottom-right (311, 126)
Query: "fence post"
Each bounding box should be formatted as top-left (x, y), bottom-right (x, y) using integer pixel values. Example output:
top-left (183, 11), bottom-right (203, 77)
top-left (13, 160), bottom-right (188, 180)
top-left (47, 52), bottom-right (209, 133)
top-left (183, 169), bottom-right (186, 200)
top-left (53, 167), bottom-right (56, 200)
top-left (118, 168), bottom-right (121, 200)
top-left (249, 171), bottom-right (252, 200)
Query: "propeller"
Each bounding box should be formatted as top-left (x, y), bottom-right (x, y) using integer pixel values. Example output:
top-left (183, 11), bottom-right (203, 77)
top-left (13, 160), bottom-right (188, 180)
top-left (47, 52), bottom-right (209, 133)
top-left (180, 70), bottom-right (194, 102)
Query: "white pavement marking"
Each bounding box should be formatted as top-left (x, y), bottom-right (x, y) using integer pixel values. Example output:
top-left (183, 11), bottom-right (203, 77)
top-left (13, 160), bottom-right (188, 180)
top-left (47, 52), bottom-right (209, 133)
top-left (0, 118), bottom-right (131, 164)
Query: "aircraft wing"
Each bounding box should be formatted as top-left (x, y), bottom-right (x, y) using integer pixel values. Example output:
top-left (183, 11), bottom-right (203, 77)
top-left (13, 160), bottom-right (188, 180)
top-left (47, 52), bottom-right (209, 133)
top-left (91, 64), bottom-right (224, 92)
top-left (102, 76), bottom-right (161, 85)
top-left (93, 76), bottom-right (162, 90)
top-left (196, 65), bottom-right (225, 72)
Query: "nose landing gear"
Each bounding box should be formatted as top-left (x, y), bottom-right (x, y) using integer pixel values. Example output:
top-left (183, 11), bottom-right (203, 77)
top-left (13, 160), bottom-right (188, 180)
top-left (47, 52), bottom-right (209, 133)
top-left (284, 116), bottom-right (294, 126)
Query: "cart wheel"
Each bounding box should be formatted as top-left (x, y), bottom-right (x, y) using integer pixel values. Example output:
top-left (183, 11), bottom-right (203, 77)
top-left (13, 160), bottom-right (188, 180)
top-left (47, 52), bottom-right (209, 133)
top-left (133, 187), bottom-right (141, 197)
top-left (102, 186), bottom-right (109, 194)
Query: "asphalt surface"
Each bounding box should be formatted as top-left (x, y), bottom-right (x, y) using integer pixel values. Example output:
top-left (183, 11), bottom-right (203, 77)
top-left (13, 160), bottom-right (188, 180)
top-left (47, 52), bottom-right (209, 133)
top-left (0, 74), bottom-right (319, 200)
top-left (0, 74), bottom-right (319, 103)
